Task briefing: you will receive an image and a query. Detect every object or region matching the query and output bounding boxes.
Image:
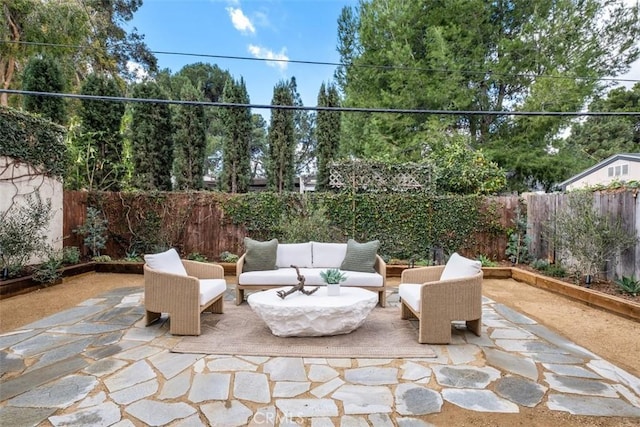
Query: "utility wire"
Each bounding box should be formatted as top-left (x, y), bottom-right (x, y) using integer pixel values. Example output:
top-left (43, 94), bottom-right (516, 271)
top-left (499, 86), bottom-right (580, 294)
top-left (3, 89), bottom-right (639, 116)
top-left (4, 40), bottom-right (640, 84)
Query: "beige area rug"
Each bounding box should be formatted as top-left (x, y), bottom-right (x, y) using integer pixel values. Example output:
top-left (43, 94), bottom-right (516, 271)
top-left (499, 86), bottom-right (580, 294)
top-left (172, 304), bottom-right (436, 358)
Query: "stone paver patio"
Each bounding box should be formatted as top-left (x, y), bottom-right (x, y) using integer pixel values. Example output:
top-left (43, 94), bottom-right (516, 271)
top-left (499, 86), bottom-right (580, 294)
top-left (1, 283), bottom-right (640, 426)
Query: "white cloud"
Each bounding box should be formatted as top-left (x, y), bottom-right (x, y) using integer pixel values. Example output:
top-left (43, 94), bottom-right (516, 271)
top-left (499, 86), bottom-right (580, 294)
top-left (248, 44), bottom-right (289, 71)
top-left (226, 7), bottom-right (255, 34)
top-left (126, 61), bottom-right (148, 82)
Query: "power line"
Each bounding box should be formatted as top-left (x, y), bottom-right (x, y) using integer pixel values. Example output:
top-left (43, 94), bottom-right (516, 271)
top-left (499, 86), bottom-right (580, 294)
top-left (4, 40), bottom-right (640, 84)
top-left (3, 89), bottom-right (639, 117)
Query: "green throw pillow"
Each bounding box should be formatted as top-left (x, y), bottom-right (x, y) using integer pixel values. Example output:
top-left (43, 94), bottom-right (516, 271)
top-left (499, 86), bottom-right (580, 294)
top-left (243, 237), bottom-right (278, 272)
top-left (340, 239), bottom-right (380, 273)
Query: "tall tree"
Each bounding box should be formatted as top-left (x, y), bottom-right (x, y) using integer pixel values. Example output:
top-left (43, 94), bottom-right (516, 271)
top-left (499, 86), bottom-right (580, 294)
top-left (267, 81), bottom-right (295, 192)
top-left (74, 73), bottom-right (126, 190)
top-left (566, 83), bottom-right (640, 166)
top-left (316, 82), bottom-right (342, 191)
top-left (219, 77), bottom-right (252, 193)
top-left (21, 54), bottom-right (66, 124)
top-left (173, 80), bottom-right (207, 190)
top-left (289, 77), bottom-right (316, 175)
top-left (250, 114), bottom-right (268, 178)
top-left (0, 0), bottom-right (156, 107)
top-left (336, 0), bottom-right (640, 189)
top-left (130, 81), bottom-right (173, 190)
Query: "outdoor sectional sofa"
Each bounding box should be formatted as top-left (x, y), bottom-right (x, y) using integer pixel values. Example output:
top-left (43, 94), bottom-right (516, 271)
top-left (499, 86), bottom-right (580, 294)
top-left (235, 239), bottom-right (387, 307)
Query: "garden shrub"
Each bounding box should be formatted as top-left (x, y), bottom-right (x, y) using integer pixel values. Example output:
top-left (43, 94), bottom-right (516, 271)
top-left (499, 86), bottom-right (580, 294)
top-left (0, 192), bottom-right (53, 278)
top-left (74, 206), bottom-right (108, 257)
top-left (32, 249), bottom-right (63, 284)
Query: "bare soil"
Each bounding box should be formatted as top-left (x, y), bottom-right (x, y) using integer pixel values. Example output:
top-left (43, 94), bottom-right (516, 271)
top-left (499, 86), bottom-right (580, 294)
top-left (0, 273), bottom-right (639, 426)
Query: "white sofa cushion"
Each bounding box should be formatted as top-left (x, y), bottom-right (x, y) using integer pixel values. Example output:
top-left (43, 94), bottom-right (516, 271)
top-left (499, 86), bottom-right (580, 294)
top-left (144, 248), bottom-right (187, 276)
top-left (398, 283), bottom-right (421, 313)
top-left (199, 279), bottom-right (227, 305)
top-left (440, 252), bottom-right (482, 281)
top-left (311, 242), bottom-right (347, 268)
top-left (239, 268), bottom-right (384, 287)
top-left (276, 242), bottom-right (313, 268)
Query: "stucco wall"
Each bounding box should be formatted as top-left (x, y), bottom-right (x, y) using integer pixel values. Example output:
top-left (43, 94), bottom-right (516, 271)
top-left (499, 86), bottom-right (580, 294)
top-left (567, 159), bottom-right (640, 190)
top-left (0, 156), bottom-right (63, 264)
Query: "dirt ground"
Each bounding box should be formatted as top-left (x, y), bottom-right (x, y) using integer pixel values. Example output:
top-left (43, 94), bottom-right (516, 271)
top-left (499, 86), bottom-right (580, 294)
top-left (1, 273), bottom-right (638, 426)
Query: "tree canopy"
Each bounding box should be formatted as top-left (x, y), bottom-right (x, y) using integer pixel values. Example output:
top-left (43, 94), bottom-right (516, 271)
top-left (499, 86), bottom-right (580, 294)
top-left (336, 0), bottom-right (640, 190)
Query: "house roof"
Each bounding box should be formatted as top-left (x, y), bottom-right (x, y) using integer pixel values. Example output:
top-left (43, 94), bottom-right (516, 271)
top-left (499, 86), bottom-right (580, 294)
top-left (557, 153), bottom-right (640, 190)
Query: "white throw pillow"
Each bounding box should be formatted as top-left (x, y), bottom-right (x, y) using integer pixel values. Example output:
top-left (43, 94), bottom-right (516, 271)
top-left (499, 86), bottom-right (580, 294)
top-left (144, 248), bottom-right (187, 276)
top-left (311, 242), bottom-right (348, 268)
top-left (276, 243), bottom-right (313, 268)
top-left (440, 252), bottom-right (481, 281)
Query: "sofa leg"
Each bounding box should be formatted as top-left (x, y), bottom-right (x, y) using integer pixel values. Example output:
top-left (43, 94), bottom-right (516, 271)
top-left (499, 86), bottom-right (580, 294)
top-left (169, 312), bottom-right (201, 336)
top-left (400, 302), bottom-right (417, 320)
top-left (145, 310), bottom-right (161, 326)
top-left (379, 290), bottom-right (386, 308)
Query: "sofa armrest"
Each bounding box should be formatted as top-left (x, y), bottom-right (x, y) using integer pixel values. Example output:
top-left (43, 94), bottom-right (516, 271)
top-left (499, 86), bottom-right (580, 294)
top-left (420, 271), bottom-right (483, 317)
top-left (143, 264), bottom-right (200, 310)
top-left (374, 255), bottom-right (386, 284)
top-left (182, 259), bottom-right (224, 279)
top-left (401, 265), bottom-right (445, 284)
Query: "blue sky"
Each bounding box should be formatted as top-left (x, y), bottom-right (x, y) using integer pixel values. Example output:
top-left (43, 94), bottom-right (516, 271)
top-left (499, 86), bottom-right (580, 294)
top-left (129, 0), bottom-right (357, 111)
top-left (129, 0), bottom-right (640, 114)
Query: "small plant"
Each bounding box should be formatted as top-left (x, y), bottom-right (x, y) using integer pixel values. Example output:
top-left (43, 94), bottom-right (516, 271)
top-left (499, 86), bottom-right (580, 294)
top-left (505, 201), bottom-right (532, 264)
top-left (477, 254), bottom-right (498, 267)
top-left (74, 206), bottom-right (108, 257)
top-left (219, 251), bottom-right (239, 263)
top-left (62, 246), bottom-right (81, 265)
top-left (92, 255), bottom-right (112, 262)
top-left (615, 276), bottom-right (640, 297)
top-left (320, 268), bottom-right (347, 284)
top-left (187, 252), bottom-right (208, 262)
top-left (123, 250), bottom-right (143, 262)
top-left (32, 249), bottom-right (63, 285)
top-left (530, 258), bottom-right (549, 271)
top-left (0, 192), bottom-right (53, 278)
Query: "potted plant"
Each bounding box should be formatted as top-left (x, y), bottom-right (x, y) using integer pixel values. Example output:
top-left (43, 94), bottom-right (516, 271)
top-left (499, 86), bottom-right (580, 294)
top-left (320, 268), bottom-right (347, 296)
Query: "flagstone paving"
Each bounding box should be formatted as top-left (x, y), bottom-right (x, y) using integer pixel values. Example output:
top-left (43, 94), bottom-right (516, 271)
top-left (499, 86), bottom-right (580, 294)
top-left (1, 285), bottom-right (640, 426)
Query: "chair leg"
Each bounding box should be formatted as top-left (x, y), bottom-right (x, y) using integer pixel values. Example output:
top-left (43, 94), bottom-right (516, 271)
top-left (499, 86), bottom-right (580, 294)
top-left (419, 318), bottom-right (452, 344)
top-left (208, 295), bottom-right (224, 314)
top-left (400, 302), bottom-right (417, 320)
top-left (235, 287), bottom-right (244, 305)
top-left (466, 318), bottom-right (481, 336)
top-left (145, 310), bottom-right (161, 326)
top-left (169, 312), bottom-right (201, 336)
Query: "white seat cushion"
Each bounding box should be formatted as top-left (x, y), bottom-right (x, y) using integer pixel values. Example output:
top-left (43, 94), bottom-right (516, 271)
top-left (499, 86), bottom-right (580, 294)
top-left (239, 268), bottom-right (384, 287)
top-left (199, 279), bottom-right (227, 305)
top-left (399, 283), bottom-right (422, 313)
top-left (276, 243), bottom-right (313, 268)
top-left (440, 252), bottom-right (481, 281)
top-left (311, 242), bottom-right (347, 268)
top-left (144, 248), bottom-right (187, 276)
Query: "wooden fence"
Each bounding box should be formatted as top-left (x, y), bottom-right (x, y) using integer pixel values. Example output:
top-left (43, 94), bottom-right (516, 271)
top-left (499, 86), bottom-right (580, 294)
top-left (63, 190), bottom-right (639, 279)
top-left (525, 191), bottom-right (639, 280)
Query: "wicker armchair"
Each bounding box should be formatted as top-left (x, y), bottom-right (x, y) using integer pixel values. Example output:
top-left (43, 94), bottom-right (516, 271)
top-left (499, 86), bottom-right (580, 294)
top-left (399, 264), bottom-right (483, 344)
top-left (144, 257), bottom-right (226, 336)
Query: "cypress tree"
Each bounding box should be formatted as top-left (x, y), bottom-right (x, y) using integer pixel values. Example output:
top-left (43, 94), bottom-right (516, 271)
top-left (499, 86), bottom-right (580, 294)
top-left (267, 81), bottom-right (295, 192)
top-left (79, 73), bottom-right (126, 190)
top-left (220, 77), bottom-right (252, 193)
top-left (316, 82), bottom-right (341, 191)
top-left (130, 82), bottom-right (173, 190)
top-left (173, 80), bottom-right (207, 190)
top-left (22, 54), bottom-right (66, 124)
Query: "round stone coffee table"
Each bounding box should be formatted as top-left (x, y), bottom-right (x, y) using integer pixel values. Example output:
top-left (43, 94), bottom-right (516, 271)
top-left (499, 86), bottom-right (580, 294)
top-left (247, 287), bottom-right (378, 337)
